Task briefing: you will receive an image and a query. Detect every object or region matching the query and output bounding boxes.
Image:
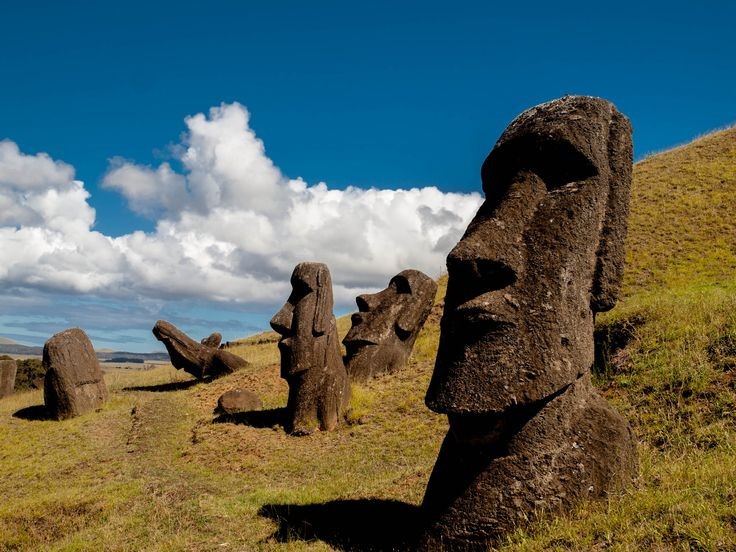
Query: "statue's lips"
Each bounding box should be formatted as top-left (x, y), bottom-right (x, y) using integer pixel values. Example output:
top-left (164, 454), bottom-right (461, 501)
top-left (451, 306), bottom-right (515, 331)
top-left (343, 338), bottom-right (378, 348)
top-left (447, 411), bottom-right (509, 445)
top-left (277, 337), bottom-right (293, 352)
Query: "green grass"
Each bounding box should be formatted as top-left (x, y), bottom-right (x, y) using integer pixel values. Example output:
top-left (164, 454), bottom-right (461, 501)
top-left (1, 128), bottom-right (735, 550)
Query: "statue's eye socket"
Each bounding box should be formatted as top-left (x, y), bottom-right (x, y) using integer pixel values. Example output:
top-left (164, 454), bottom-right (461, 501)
top-left (356, 295), bottom-right (370, 312)
top-left (483, 137), bottom-right (599, 199)
top-left (289, 279), bottom-right (313, 303)
top-left (395, 322), bottom-right (411, 340)
top-left (391, 276), bottom-right (412, 294)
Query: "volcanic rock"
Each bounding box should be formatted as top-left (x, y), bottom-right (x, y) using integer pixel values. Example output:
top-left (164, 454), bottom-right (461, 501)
top-left (216, 389), bottom-right (263, 415)
top-left (43, 328), bottom-right (108, 420)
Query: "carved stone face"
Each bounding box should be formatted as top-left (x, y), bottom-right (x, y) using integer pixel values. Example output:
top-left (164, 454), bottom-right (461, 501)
top-left (343, 269), bottom-right (436, 380)
top-left (270, 262), bottom-right (334, 377)
top-left (425, 96), bottom-right (633, 416)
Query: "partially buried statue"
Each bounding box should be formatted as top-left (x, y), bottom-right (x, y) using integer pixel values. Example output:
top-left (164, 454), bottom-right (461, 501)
top-left (420, 96), bottom-right (638, 549)
top-left (152, 320), bottom-right (247, 380)
top-left (200, 332), bottom-right (222, 348)
top-left (0, 358), bottom-right (17, 399)
top-left (271, 262), bottom-right (350, 435)
top-left (43, 328), bottom-right (108, 420)
top-left (343, 269), bottom-right (437, 382)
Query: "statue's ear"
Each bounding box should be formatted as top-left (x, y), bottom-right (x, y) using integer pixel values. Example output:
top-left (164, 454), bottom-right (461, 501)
top-left (396, 272), bottom-right (437, 339)
top-left (396, 307), bottom-right (415, 338)
top-left (313, 265), bottom-right (333, 335)
top-left (591, 110), bottom-right (633, 313)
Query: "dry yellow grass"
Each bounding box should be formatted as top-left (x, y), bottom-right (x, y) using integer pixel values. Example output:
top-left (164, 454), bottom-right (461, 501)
top-left (1, 127), bottom-right (735, 550)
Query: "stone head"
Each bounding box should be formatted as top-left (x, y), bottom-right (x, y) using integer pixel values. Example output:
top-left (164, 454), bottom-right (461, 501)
top-left (152, 319), bottom-right (194, 368)
top-left (426, 96), bottom-right (633, 415)
top-left (343, 269), bottom-right (437, 379)
top-left (270, 262), bottom-right (335, 377)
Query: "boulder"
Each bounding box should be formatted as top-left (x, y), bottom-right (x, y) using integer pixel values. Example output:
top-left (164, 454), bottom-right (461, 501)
top-left (216, 389), bottom-right (263, 415)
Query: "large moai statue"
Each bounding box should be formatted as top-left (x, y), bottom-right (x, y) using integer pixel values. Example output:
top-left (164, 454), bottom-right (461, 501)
top-left (420, 96), bottom-right (638, 549)
top-left (0, 359), bottom-right (17, 398)
top-left (152, 321), bottom-right (247, 380)
top-left (43, 328), bottom-right (109, 420)
top-left (271, 262), bottom-right (350, 435)
top-left (343, 269), bottom-right (437, 382)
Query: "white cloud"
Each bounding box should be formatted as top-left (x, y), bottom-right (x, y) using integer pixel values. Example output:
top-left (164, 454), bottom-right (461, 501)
top-left (0, 103), bottom-right (482, 308)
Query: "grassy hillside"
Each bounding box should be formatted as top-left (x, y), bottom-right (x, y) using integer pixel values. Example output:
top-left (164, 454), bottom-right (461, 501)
top-left (624, 127), bottom-right (736, 295)
top-left (0, 128), bottom-right (734, 551)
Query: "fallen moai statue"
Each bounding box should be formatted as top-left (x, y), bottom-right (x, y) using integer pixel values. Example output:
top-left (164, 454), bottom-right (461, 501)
top-left (152, 320), bottom-right (247, 380)
top-left (0, 359), bottom-right (17, 398)
top-left (270, 262), bottom-right (350, 435)
top-left (43, 328), bottom-right (109, 420)
top-left (343, 269), bottom-right (437, 382)
top-left (420, 96), bottom-right (638, 550)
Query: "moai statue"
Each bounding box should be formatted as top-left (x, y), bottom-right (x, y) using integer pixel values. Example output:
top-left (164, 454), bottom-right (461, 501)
top-left (201, 332), bottom-right (222, 348)
top-left (270, 262), bottom-right (350, 435)
top-left (343, 269), bottom-right (437, 382)
top-left (420, 96), bottom-right (638, 550)
top-left (153, 321), bottom-right (247, 379)
top-left (43, 328), bottom-right (109, 420)
top-left (0, 359), bottom-right (17, 398)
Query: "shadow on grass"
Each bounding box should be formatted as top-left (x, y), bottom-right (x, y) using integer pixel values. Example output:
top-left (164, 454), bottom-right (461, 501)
top-left (213, 407), bottom-right (285, 428)
top-left (123, 379), bottom-right (200, 392)
top-left (258, 499), bottom-right (422, 551)
top-left (13, 404), bottom-right (50, 421)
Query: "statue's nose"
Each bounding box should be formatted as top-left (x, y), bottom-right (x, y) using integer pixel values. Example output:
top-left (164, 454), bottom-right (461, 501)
top-left (270, 303), bottom-right (293, 335)
top-left (356, 293), bottom-right (380, 312)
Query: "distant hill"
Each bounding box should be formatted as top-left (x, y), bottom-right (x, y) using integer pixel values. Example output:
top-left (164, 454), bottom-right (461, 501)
top-left (0, 342), bottom-right (169, 362)
top-left (0, 337), bottom-right (17, 345)
top-left (0, 343), bottom-right (42, 356)
top-left (95, 351), bottom-right (170, 362)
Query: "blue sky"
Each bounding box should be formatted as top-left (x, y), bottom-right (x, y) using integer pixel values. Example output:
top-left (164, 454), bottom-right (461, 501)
top-left (0, 1), bottom-right (734, 351)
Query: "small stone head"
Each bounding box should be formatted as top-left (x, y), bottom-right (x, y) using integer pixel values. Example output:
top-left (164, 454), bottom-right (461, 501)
top-left (426, 96), bottom-right (633, 416)
top-left (343, 269), bottom-right (437, 380)
top-left (201, 332), bottom-right (222, 349)
top-left (270, 262), bottom-right (335, 377)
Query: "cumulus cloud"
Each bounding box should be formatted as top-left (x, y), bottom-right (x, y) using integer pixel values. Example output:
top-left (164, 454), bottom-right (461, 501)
top-left (0, 103), bottom-right (482, 308)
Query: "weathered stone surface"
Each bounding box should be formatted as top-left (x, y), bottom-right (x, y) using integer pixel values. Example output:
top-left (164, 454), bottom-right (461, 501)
top-left (271, 262), bottom-right (350, 435)
top-left (343, 269), bottom-right (437, 382)
top-left (420, 96), bottom-right (638, 548)
top-left (216, 389), bottom-right (263, 415)
top-left (153, 321), bottom-right (247, 380)
top-left (0, 359), bottom-right (17, 398)
top-left (201, 332), bottom-right (223, 348)
top-left (43, 328), bottom-right (108, 420)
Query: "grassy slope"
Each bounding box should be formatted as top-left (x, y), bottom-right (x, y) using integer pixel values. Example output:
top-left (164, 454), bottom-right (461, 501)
top-left (0, 128), bottom-right (734, 551)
